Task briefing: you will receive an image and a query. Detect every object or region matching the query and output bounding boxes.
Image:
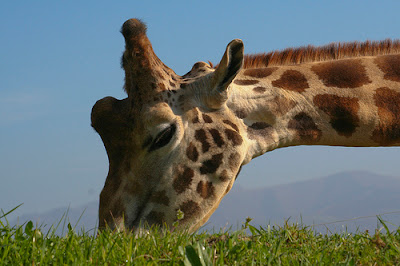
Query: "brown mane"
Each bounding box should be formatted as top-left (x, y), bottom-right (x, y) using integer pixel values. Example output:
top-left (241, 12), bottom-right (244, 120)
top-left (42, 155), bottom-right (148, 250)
top-left (243, 39), bottom-right (400, 69)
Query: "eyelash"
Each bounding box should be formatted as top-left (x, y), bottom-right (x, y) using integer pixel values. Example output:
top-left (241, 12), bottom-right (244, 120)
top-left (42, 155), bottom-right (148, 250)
top-left (148, 124), bottom-right (176, 152)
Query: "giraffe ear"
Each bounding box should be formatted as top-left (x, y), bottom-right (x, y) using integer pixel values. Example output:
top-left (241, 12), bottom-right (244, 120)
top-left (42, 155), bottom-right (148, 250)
top-left (205, 39), bottom-right (244, 109)
top-left (213, 39), bottom-right (244, 92)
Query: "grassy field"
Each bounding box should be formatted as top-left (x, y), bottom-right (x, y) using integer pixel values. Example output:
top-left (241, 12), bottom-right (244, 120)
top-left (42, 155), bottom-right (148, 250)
top-left (1, 207), bottom-right (400, 265)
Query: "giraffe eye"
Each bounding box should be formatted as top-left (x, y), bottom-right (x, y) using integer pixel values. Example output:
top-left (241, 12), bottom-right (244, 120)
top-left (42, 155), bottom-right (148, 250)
top-left (148, 124), bottom-right (176, 152)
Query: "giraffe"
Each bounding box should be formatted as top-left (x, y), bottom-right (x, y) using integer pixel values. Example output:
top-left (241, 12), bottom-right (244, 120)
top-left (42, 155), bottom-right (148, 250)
top-left (91, 18), bottom-right (400, 232)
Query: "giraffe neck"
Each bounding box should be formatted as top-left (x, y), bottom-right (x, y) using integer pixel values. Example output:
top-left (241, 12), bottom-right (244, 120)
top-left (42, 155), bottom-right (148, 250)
top-left (227, 54), bottom-right (400, 163)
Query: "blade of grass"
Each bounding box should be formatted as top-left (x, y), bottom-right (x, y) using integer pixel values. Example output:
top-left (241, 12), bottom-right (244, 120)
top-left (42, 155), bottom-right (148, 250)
top-left (0, 203), bottom-right (23, 219)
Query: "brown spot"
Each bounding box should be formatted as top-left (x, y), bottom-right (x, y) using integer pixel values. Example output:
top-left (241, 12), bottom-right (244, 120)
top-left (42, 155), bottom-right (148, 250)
top-left (196, 181), bottom-right (215, 199)
top-left (202, 113), bottom-right (213, 123)
top-left (178, 200), bottom-right (201, 223)
top-left (372, 87), bottom-right (400, 145)
top-left (243, 67), bottom-right (277, 78)
top-left (234, 79), bottom-right (259, 85)
top-left (314, 94), bottom-right (360, 137)
top-left (219, 170), bottom-right (230, 182)
top-left (195, 129), bottom-right (210, 153)
top-left (223, 120), bottom-right (239, 132)
top-left (228, 152), bottom-right (241, 171)
top-left (200, 153), bottom-right (223, 174)
top-left (169, 80), bottom-right (176, 87)
top-left (173, 167), bottom-right (194, 194)
top-left (272, 96), bottom-right (298, 116)
top-left (209, 129), bottom-right (224, 147)
top-left (375, 54), bottom-right (400, 82)
top-left (250, 122), bottom-right (271, 130)
top-left (253, 86), bottom-right (267, 93)
top-left (272, 70), bottom-right (309, 92)
top-left (186, 142), bottom-right (199, 162)
top-left (288, 112), bottom-right (322, 143)
top-left (224, 129), bottom-right (243, 146)
top-left (158, 83), bottom-right (166, 91)
top-left (311, 59), bottom-right (371, 88)
top-left (247, 122), bottom-right (273, 140)
top-left (146, 211), bottom-right (165, 225)
top-left (234, 109), bottom-right (248, 119)
top-left (150, 190), bottom-right (170, 206)
top-left (192, 116), bottom-right (200, 123)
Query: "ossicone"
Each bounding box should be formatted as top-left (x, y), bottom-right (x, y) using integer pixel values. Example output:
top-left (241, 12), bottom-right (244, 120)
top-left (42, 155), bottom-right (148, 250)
top-left (121, 18), bottom-right (147, 40)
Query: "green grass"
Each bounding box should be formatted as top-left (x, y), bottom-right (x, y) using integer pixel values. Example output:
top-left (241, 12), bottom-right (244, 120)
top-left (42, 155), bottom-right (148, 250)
top-left (2, 209), bottom-right (400, 265)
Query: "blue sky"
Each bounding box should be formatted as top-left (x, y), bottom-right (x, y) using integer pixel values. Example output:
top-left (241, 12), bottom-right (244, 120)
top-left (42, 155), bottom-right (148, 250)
top-left (1, 1), bottom-right (400, 218)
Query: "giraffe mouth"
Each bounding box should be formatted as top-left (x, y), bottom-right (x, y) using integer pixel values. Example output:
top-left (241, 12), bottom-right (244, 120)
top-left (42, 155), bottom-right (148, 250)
top-left (129, 191), bottom-right (153, 229)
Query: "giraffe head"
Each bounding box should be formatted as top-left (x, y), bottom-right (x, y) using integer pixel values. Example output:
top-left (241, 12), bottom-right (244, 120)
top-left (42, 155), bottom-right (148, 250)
top-left (91, 19), bottom-right (247, 232)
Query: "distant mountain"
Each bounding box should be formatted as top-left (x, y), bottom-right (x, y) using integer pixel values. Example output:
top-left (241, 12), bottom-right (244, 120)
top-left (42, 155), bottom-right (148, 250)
top-left (206, 171), bottom-right (400, 233)
top-left (10, 171), bottom-right (400, 235)
top-left (11, 201), bottom-right (99, 235)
